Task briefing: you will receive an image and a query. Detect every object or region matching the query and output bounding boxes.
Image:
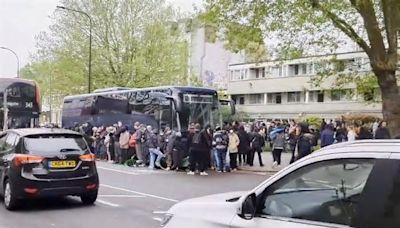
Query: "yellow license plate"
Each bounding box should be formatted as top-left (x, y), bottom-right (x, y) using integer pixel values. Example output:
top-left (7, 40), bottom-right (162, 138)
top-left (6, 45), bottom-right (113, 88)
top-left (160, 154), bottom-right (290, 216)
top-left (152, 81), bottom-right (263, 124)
top-left (49, 160), bottom-right (76, 168)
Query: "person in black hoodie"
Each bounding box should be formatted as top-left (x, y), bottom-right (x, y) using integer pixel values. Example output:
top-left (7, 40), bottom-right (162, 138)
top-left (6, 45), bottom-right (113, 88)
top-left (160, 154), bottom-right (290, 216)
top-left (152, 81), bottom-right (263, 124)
top-left (375, 121), bottom-right (391, 139)
top-left (188, 123), bottom-right (210, 176)
top-left (249, 128), bottom-right (265, 167)
top-left (358, 125), bottom-right (373, 140)
top-left (296, 123), bottom-right (314, 161)
top-left (171, 132), bottom-right (184, 170)
top-left (237, 125), bottom-right (250, 166)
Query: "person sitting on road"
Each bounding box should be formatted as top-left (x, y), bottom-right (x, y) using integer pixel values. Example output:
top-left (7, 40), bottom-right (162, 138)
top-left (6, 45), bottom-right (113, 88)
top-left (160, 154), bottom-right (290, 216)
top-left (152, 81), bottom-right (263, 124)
top-left (164, 127), bottom-right (175, 171)
top-left (145, 125), bottom-right (164, 169)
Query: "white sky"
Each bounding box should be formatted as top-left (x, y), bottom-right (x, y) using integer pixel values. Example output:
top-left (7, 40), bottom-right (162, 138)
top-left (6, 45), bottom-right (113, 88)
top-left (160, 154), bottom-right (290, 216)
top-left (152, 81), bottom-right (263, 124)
top-left (0, 0), bottom-right (201, 78)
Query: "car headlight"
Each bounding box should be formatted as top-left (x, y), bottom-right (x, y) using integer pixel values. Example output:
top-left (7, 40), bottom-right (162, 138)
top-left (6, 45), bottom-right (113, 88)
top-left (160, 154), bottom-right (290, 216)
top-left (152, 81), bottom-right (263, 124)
top-left (160, 213), bottom-right (173, 227)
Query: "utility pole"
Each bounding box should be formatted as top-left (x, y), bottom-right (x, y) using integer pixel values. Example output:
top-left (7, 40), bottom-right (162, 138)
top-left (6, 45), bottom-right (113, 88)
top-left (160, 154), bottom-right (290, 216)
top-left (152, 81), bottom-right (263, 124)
top-left (57, 6), bottom-right (92, 93)
top-left (0, 47), bottom-right (19, 78)
top-left (3, 90), bottom-right (8, 131)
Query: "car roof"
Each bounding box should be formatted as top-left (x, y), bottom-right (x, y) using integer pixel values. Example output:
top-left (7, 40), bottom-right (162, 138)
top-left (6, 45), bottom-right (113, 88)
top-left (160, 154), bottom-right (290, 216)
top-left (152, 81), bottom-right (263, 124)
top-left (314, 140), bottom-right (400, 155)
top-left (4, 128), bottom-right (82, 137)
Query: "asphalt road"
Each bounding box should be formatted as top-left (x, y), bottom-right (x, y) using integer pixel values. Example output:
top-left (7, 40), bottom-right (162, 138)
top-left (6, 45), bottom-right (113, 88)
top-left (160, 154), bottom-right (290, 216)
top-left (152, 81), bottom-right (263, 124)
top-left (0, 161), bottom-right (269, 228)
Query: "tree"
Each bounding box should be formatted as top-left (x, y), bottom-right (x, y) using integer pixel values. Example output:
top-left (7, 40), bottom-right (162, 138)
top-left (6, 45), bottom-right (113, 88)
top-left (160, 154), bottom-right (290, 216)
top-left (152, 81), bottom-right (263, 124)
top-left (202, 0), bottom-right (400, 137)
top-left (23, 0), bottom-right (190, 99)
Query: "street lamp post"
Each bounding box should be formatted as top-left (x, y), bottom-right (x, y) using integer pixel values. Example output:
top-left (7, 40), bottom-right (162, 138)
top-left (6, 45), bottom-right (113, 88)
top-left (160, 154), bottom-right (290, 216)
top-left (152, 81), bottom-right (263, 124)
top-left (56, 5), bottom-right (92, 93)
top-left (0, 46), bottom-right (20, 78)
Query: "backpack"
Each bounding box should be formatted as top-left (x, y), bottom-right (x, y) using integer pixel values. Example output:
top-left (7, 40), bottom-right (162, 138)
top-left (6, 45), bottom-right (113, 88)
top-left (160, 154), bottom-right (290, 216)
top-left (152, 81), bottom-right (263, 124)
top-left (214, 131), bottom-right (227, 146)
top-left (128, 134), bottom-right (137, 147)
top-left (192, 132), bottom-right (202, 145)
top-left (297, 134), bottom-right (312, 156)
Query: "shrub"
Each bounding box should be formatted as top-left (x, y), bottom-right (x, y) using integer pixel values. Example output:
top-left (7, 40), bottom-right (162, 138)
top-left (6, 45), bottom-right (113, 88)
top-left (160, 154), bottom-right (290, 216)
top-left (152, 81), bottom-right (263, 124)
top-left (342, 114), bottom-right (381, 126)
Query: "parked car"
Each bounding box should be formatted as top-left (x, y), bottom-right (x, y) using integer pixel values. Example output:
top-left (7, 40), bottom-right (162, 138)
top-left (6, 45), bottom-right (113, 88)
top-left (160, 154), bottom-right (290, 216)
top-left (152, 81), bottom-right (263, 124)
top-left (162, 140), bottom-right (400, 228)
top-left (0, 128), bottom-right (99, 210)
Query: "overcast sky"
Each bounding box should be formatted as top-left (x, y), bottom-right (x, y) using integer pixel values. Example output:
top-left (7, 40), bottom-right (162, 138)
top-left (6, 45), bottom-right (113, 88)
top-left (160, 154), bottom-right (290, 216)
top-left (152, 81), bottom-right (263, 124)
top-left (0, 0), bottom-right (201, 78)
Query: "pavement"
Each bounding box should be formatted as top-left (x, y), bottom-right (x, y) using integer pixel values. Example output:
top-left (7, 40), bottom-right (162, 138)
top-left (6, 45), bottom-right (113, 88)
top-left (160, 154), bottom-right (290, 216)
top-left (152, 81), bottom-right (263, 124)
top-left (238, 151), bottom-right (292, 173)
top-left (0, 161), bottom-right (269, 228)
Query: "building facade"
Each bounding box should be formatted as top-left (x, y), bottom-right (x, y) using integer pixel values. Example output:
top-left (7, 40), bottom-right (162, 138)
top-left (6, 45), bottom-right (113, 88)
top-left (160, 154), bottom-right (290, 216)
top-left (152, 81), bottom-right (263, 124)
top-left (185, 25), bottom-right (245, 89)
top-left (227, 51), bottom-right (387, 120)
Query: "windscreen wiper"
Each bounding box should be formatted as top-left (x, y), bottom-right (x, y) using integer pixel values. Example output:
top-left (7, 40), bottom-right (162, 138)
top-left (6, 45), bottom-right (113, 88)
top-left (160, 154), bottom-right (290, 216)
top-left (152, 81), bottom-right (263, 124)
top-left (59, 148), bottom-right (81, 152)
top-left (273, 187), bottom-right (339, 195)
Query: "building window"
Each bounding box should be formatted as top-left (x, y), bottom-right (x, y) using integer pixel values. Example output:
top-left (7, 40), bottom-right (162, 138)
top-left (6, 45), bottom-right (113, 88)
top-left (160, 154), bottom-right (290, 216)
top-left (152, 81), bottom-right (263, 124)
top-left (240, 70), bottom-right (245, 80)
top-left (267, 93), bottom-right (282, 104)
top-left (363, 88), bottom-right (380, 102)
top-left (289, 64), bottom-right (308, 76)
top-left (271, 66), bottom-right (282, 77)
top-left (317, 91), bottom-right (324, 102)
top-left (231, 95), bottom-right (237, 104)
top-left (331, 89), bottom-right (352, 101)
top-left (287, 92), bottom-right (301, 103)
top-left (249, 94), bottom-right (263, 104)
top-left (309, 91), bottom-right (324, 103)
top-left (294, 65), bottom-right (299, 75)
top-left (234, 70), bottom-right (241, 80)
top-left (239, 96), bottom-right (245, 105)
top-left (258, 68), bottom-right (265, 78)
top-left (302, 64), bottom-right (307, 75)
top-left (307, 63), bottom-right (314, 75)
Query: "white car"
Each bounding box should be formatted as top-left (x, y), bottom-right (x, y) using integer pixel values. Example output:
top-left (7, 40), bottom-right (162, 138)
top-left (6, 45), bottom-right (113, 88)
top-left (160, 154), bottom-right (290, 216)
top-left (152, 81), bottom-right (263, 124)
top-left (161, 140), bottom-right (400, 228)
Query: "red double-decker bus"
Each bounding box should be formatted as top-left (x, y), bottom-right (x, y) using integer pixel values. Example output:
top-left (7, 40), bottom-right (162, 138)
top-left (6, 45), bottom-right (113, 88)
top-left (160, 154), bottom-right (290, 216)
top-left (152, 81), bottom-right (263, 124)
top-left (0, 78), bottom-right (41, 130)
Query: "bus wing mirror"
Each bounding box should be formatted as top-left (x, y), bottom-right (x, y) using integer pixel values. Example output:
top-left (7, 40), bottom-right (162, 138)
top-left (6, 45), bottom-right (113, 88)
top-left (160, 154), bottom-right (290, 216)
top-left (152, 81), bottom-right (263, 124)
top-left (167, 95), bottom-right (184, 113)
top-left (219, 99), bottom-right (236, 115)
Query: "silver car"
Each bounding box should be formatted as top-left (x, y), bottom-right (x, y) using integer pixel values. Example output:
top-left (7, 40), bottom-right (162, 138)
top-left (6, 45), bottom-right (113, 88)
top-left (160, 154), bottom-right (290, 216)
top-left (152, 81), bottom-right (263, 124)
top-left (162, 140), bottom-right (400, 228)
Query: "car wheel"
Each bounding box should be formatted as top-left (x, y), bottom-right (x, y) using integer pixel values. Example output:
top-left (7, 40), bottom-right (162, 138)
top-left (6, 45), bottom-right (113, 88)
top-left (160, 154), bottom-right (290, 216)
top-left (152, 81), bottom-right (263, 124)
top-left (3, 179), bottom-right (20, 210)
top-left (80, 191), bottom-right (98, 205)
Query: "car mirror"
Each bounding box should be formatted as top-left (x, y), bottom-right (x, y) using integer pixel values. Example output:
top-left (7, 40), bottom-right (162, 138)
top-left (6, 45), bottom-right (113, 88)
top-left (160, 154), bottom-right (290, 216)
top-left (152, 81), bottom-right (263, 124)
top-left (239, 193), bottom-right (257, 220)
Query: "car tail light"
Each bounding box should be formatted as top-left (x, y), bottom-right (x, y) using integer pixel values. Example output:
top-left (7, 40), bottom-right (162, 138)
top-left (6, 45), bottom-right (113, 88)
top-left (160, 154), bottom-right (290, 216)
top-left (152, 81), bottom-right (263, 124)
top-left (24, 187), bottom-right (39, 194)
top-left (14, 154), bottom-right (44, 166)
top-left (80, 153), bottom-right (95, 162)
top-left (86, 183), bottom-right (97, 190)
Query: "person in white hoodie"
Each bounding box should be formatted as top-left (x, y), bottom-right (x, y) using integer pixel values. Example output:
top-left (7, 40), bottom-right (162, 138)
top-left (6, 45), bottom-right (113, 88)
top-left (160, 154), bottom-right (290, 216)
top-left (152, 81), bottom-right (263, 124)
top-left (347, 125), bottom-right (357, 141)
top-left (119, 126), bottom-right (130, 164)
top-left (228, 129), bottom-right (240, 171)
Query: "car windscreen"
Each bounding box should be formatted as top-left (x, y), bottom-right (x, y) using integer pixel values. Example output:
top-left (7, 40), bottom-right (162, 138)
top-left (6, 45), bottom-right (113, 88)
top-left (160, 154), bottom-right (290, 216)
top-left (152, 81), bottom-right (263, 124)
top-left (24, 134), bottom-right (88, 155)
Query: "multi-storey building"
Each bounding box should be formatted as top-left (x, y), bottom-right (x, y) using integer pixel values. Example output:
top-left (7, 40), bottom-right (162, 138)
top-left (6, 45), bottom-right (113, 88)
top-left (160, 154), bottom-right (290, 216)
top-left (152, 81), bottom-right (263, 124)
top-left (227, 51), bottom-right (385, 120)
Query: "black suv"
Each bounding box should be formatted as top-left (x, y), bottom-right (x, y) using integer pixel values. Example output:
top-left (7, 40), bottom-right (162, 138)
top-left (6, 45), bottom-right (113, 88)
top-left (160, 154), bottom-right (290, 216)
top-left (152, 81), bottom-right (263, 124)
top-left (0, 128), bottom-right (99, 210)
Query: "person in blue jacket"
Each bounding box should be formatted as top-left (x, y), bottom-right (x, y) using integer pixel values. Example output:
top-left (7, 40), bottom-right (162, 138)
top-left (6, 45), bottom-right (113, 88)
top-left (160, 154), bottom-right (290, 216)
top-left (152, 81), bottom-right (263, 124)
top-left (320, 124), bottom-right (335, 148)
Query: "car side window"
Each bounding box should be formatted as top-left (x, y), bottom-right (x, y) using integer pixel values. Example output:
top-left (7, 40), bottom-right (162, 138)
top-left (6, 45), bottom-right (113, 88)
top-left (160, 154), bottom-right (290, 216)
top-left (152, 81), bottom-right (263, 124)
top-left (258, 159), bottom-right (375, 227)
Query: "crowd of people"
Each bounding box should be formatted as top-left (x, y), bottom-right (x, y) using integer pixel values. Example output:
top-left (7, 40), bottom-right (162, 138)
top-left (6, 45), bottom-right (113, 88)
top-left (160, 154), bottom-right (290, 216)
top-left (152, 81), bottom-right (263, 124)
top-left (68, 117), bottom-right (396, 176)
top-left (69, 120), bottom-right (277, 175)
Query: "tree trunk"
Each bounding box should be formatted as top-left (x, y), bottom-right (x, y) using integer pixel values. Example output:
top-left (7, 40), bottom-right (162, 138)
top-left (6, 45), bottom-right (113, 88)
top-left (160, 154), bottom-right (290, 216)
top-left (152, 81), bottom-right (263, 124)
top-left (375, 69), bottom-right (400, 138)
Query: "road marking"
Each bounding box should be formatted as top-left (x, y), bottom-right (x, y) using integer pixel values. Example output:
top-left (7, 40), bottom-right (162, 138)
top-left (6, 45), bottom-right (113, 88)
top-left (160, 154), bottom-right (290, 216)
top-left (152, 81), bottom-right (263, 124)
top-left (97, 166), bottom-right (140, 175)
top-left (101, 184), bottom-right (179, 203)
top-left (99, 194), bottom-right (145, 198)
top-left (96, 199), bottom-right (120, 207)
top-left (153, 211), bottom-right (168, 214)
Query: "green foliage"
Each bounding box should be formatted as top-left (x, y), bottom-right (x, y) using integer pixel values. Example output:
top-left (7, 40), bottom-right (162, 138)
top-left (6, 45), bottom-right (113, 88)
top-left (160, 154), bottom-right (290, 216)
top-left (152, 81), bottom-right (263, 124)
top-left (301, 116), bottom-right (322, 129)
top-left (202, 0), bottom-right (399, 96)
top-left (220, 106), bottom-right (249, 123)
top-left (22, 0), bottom-right (190, 100)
